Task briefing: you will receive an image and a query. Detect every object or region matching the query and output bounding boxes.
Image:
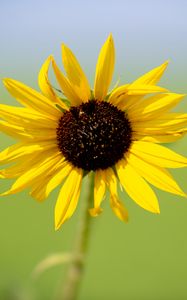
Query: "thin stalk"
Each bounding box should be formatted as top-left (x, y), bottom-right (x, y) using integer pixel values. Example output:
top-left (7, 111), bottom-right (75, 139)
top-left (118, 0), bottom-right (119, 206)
top-left (61, 173), bottom-right (94, 300)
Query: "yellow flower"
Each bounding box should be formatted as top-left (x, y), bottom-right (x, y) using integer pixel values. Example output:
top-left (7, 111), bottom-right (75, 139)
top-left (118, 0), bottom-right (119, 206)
top-left (1, 34), bottom-right (187, 230)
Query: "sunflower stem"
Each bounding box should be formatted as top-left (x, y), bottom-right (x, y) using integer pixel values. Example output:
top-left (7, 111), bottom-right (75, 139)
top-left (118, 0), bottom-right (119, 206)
top-left (60, 173), bottom-right (94, 300)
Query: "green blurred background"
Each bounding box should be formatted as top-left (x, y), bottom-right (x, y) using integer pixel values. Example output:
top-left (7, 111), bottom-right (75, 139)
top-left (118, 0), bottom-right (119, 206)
top-left (1, 0), bottom-right (187, 299)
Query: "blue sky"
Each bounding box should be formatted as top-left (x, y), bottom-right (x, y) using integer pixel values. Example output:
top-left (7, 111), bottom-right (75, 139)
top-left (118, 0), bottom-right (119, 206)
top-left (1, 0), bottom-right (187, 89)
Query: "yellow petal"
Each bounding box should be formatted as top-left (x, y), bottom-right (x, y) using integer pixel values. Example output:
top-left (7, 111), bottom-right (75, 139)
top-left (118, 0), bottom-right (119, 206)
top-left (128, 93), bottom-right (185, 121)
top-left (38, 56), bottom-right (68, 110)
top-left (0, 121), bottom-right (32, 140)
top-left (55, 168), bottom-right (83, 230)
top-left (0, 104), bottom-right (57, 129)
top-left (116, 159), bottom-right (160, 213)
top-left (3, 79), bottom-right (61, 120)
top-left (104, 168), bottom-right (128, 222)
top-left (45, 162), bottom-right (73, 199)
top-left (130, 141), bottom-right (187, 168)
top-left (126, 84), bottom-right (168, 95)
top-left (29, 157), bottom-right (68, 202)
top-left (0, 143), bottom-right (44, 165)
top-left (133, 126), bottom-right (187, 137)
top-left (148, 112), bottom-right (187, 122)
top-left (127, 152), bottom-right (186, 197)
top-left (0, 164), bottom-right (26, 179)
top-left (89, 170), bottom-right (106, 217)
top-left (133, 127), bottom-right (186, 136)
top-left (133, 113), bottom-right (187, 133)
top-left (2, 153), bottom-right (62, 195)
top-left (109, 85), bottom-right (167, 111)
top-left (0, 120), bottom-right (56, 141)
top-left (137, 113), bottom-right (187, 136)
top-left (0, 148), bottom-right (55, 179)
top-left (110, 194), bottom-right (129, 222)
top-left (132, 61), bottom-right (169, 85)
top-left (62, 45), bottom-right (90, 102)
top-left (29, 176), bottom-right (53, 202)
top-left (51, 58), bottom-right (82, 106)
top-left (94, 34), bottom-right (115, 101)
top-left (109, 61), bottom-right (168, 109)
top-left (108, 84), bottom-right (130, 106)
top-left (116, 95), bottom-right (144, 112)
top-left (134, 130), bottom-right (187, 143)
top-left (146, 134), bottom-right (186, 143)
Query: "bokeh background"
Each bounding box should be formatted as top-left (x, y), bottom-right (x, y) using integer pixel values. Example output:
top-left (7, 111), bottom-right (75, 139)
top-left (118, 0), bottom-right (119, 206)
top-left (1, 0), bottom-right (187, 299)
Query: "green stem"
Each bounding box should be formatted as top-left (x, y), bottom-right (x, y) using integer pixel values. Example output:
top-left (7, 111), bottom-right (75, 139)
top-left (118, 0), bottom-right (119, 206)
top-left (61, 173), bottom-right (94, 300)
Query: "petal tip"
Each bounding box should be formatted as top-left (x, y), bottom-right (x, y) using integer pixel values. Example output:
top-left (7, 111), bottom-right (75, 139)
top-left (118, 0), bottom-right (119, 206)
top-left (55, 219), bottom-right (62, 231)
top-left (0, 190), bottom-right (10, 196)
top-left (175, 93), bottom-right (186, 99)
top-left (61, 43), bottom-right (67, 53)
top-left (61, 44), bottom-right (71, 58)
top-left (122, 214), bottom-right (129, 223)
top-left (2, 78), bottom-right (9, 86)
top-left (108, 33), bottom-right (114, 42)
top-left (51, 56), bottom-right (55, 64)
top-left (89, 207), bottom-right (103, 217)
top-left (47, 55), bottom-right (53, 61)
top-left (163, 60), bottom-right (170, 66)
top-left (55, 225), bottom-right (60, 231)
top-left (155, 207), bottom-right (160, 214)
top-left (182, 192), bottom-right (187, 198)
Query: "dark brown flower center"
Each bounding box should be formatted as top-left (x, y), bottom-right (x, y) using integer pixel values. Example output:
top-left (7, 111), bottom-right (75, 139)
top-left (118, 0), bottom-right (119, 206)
top-left (56, 100), bottom-right (132, 171)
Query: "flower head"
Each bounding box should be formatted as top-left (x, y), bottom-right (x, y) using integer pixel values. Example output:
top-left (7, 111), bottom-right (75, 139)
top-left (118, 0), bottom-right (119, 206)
top-left (1, 34), bottom-right (187, 230)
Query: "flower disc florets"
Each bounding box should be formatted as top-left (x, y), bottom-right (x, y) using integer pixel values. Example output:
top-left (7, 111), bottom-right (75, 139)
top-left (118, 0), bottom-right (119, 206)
top-left (57, 100), bottom-right (132, 171)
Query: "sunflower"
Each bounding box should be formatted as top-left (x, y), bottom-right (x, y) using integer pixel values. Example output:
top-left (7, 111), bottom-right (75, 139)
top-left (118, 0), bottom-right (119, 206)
top-left (1, 34), bottom-right (187, 230)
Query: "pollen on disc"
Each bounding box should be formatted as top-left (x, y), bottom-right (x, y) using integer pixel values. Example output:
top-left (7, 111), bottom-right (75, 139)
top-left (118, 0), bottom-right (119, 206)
top-left (56, 100), bottom-right (132, 171)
